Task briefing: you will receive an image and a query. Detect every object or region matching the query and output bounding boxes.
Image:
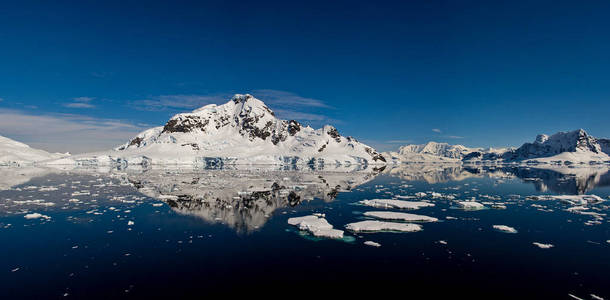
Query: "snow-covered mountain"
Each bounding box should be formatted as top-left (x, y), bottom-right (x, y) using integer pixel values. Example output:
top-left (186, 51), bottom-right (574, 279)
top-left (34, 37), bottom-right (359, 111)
top-left (0, 135), bottom-right (66, 166)
top-left (464, 129), bottom-right (610, 164)
top-left (501, 129), bottom-right (610, 163)
top-left (384, 142), bottom-right (476, 162)
top-left (49, 94), bottom-right (385, 166)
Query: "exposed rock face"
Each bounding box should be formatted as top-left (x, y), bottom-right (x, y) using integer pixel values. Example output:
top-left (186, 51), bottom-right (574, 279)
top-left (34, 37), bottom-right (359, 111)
top-left (598, 139), bottom-right (610, 156)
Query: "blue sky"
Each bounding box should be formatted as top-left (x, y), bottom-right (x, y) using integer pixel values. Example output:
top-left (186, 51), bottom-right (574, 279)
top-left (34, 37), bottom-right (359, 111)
top-left (1, 0), bottom-right (609, 153)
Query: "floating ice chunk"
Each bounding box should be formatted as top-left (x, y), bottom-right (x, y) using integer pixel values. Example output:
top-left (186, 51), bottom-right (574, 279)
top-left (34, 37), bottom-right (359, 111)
top-left (364, 241), bottom-right (381, 247)
top-left (24, 213), bottom-right (51, 220)
top-left (415, 192), bottom-right (427, 197)
top-left (345, 220), bottom-right (422, 233)
top-left (127, 221), bottom-right (134, 226)
top-left (364, 211), bottom-right (438, 222)
top-left (526, 194), bottom-right (604, 205)
top-left (359, 199), bottom-right (434, 210)
top-left (287, 215), bottom-right (344, 239)
top-left (438, 240), bottom-right (448, 245)
top-left (493, 225), bottom-right (517, 233)
top-left (532, 242), bottom-right (554, 249)
top-left (590, 294), bottom-right (604, 300)
top-left (456, 201), bottom-right (485, 210)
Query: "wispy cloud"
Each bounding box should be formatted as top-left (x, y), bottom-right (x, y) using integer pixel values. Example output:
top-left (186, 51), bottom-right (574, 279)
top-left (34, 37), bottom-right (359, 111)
top-left (130, 94), bottom-right (228, 111)
top-left (445, 135), bottom-right (464, 139)
top-left (253, 89), bottom-right (332, 108)
top-left (272, 109), bottom-right (335, 122)
top-left (432, 128), bottom-right (442, 133)
top-left (63, 97), bottom-right (96, 109)
top-left (0, 108), bottom-right (145, 153)
top-left (0, 97), bottom-right (4, 102)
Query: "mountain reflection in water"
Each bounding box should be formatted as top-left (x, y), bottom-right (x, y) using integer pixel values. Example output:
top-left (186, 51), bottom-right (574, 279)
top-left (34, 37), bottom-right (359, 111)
top-left (1, 164), bottom-right (608, 232)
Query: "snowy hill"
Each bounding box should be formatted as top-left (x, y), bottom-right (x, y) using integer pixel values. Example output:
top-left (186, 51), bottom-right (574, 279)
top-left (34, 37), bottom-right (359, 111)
top-left (0, 135), bottom-right (66, 166)
top-left (49, 94), bottom-right (385, 166)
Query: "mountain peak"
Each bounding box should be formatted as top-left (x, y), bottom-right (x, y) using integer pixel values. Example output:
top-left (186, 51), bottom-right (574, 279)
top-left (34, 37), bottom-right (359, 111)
top-left (110, 94), bottom-right (386, 165)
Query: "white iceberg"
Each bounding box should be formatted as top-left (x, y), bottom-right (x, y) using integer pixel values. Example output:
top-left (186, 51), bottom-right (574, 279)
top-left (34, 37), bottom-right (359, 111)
top-left (493, 225), bottom-right (517, 233)
top-left (364, 241), bottom-right (381, 247)
top-left (363, 211), bottom-right (438, 222)
top-left (345, 220), bottom-right (422, 233)
top-left (532, 242), bottom-right (554, 249)
top-left (359, 199), bottom-right (434, 210)
top-left (288, 215), bottom-right (344, 239)
top-left (456, 201), bottom-right (485, 210)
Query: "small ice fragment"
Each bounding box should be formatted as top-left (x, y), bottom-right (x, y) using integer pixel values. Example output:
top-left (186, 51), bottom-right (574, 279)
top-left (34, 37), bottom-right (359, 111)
top-left (364, 241), bottom-right (381, 247)
top-left (532, 242), bottom-right (554, 249)
top-left (127, 221), bottom-right (134, 226)
top-left (492, 225), bottom-right (518, 233)
top-left (24, 213), bottom-right (51, 220)
top-left (456, 201), bottom-right (485, 210)
top-left (11, 267), bottom-right (19, 272)
top-left (438, 240), bottom-right (447, 245)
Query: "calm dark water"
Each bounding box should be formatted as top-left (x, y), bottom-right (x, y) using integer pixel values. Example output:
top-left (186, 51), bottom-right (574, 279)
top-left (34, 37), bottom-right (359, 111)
top-left (0, 165), bottom-right (608, 299)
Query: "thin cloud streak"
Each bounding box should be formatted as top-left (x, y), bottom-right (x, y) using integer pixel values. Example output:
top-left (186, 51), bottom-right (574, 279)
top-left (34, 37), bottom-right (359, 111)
top-left (63, 97), bottom-right (96, 109)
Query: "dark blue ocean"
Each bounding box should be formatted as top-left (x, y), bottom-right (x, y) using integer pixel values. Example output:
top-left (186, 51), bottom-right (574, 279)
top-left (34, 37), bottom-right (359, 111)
top-left (0, 165), bottom-right (608, 299)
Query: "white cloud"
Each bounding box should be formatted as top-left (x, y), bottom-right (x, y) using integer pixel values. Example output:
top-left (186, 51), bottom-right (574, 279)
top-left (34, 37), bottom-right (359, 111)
top-left (0, 97), bottom-right (4, 102)
top-left (445, 135), bottom-right (464, 139)
top-left (432, 128), bottom-right (442, 133)
top-left (63, 97), bottom-right (96, 109)
top-left (0, 109), bottom-right (145, 153)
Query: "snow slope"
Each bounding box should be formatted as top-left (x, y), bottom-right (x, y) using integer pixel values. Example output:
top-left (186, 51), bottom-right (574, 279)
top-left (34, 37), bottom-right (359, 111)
top-left (47, 94), bottom-right (386, 166)
top-left (0, 135), bottom-right (66, 166)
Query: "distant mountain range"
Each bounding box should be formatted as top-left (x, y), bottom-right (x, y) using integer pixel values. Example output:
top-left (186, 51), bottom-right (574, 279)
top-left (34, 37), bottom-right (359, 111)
top-left (386, 129), bottom-right (610, 165)
top-left (0, 94), bottom-right (608, 167)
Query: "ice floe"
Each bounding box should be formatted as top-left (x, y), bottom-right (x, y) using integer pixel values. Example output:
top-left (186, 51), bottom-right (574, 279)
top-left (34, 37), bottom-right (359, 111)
top-left (359, 199), bottom-right (434, 210)
top-left (287, 215), bottom-right (344, 239)
top-left (456, 201), bottom-right (486, 210)
top-left (363, 211), bottom-right (438, 222)
top-left (24, 213), bottom-right (51, 220)
top-left (364, 241), bottom-right (381, 247)
top-left (492, 225), bottom-right (517, 233)
top-left (532, 242), bottom-right (554, 249)
top-left (345, 220), bottom-right (422, 233)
